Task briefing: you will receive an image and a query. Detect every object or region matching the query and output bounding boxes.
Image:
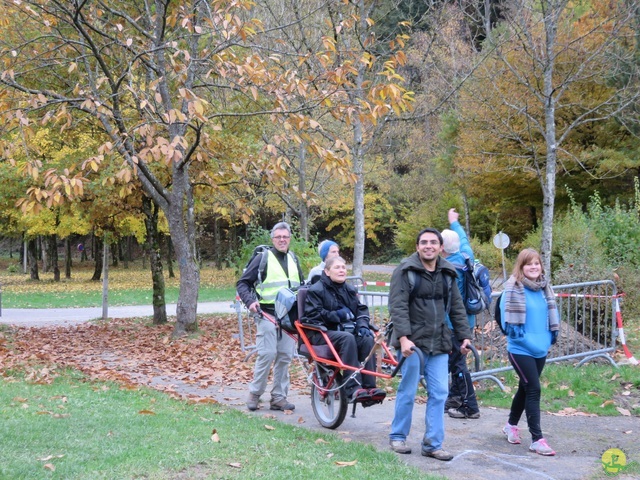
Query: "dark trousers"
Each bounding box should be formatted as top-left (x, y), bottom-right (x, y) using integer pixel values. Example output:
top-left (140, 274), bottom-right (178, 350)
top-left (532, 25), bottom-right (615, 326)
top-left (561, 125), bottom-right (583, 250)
top-left (508, 352), bottom-right (547, 442)
top-left (447, 335), bottom-right (479, 413)
top-left (311, 330), bottom-right (376, 396)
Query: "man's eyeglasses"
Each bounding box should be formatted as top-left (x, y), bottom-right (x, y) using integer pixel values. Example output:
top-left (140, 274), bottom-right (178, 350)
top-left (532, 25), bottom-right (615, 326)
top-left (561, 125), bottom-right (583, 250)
top-left (273, 236), bottom-right (290, 240)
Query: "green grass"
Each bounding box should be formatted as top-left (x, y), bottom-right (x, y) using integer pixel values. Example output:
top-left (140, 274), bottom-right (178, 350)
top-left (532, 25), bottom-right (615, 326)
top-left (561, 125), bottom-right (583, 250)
top-left (0, 369), bottom-right (430, 480)
top-left (2, 285), bottom-right (237, 309)
top-left (380, 363), bottom-right (640, 416)
top-left (473, 363), bottom-right (640, 416)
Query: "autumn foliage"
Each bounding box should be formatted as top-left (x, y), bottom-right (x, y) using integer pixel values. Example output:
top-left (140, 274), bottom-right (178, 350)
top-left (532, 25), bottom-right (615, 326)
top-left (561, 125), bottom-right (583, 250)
top-left (0, 316), bottom-right (309, 397)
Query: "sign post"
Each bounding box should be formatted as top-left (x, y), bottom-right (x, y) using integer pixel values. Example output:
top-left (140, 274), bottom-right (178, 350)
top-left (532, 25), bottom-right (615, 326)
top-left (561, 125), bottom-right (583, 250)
top-left (492, 232), bottom-right (510, 281)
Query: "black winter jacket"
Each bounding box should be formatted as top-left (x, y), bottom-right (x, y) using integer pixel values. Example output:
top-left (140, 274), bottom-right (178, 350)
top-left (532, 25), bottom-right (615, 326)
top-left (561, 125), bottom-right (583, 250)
top-left (303, 274), bottom-right (371, 331)
top-left (389, 253), bottom-right (471, 355)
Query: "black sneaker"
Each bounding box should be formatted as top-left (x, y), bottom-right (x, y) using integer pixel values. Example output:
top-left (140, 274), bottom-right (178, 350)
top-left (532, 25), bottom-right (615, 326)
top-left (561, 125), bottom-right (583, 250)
top-left (349, 388), bottom-right (372, 404)
top-left (368, 388), bottom-right (386, 402)
top-left (447, 407), bottom-right (480, 419)
top-left (444, 395), bottom-right (462, 411)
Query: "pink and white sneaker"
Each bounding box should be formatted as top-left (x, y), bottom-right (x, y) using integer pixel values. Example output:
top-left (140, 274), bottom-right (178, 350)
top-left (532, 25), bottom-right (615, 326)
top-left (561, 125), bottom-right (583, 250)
top-left (530, 438), bottom-right (556, 456)
top-left (502, 423), bottom-right (521, 444)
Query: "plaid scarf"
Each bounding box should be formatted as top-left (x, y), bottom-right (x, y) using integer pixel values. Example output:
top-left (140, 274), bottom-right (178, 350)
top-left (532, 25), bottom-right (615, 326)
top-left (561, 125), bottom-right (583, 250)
top-left (503, 275), bottom-right (559, 331)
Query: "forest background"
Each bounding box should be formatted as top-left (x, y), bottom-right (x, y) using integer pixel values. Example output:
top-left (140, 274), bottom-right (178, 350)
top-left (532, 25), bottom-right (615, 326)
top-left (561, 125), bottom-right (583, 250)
top-left (1, 0), bottom-right (640, 337)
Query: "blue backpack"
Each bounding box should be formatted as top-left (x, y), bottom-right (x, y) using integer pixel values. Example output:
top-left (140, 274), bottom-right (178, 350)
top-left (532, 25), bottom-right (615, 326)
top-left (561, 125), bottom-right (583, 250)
top-left (452, 255), bottom-right (491, 315)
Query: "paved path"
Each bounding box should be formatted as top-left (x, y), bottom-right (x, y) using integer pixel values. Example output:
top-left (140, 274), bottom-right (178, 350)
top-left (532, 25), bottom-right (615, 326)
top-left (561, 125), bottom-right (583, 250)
top-left (142, 374), bottom-right (639, 480)
top-left (0, 301), bottom-right (236, 327)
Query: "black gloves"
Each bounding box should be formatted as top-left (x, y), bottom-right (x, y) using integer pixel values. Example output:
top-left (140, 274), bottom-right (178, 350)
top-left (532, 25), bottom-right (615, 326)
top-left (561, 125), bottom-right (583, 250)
top-left (551, 330), bottom-right (558, 345)
top-left (358, 326), bottom-right (373, 338)
top-left (336, 307), bottom-right (354, 321)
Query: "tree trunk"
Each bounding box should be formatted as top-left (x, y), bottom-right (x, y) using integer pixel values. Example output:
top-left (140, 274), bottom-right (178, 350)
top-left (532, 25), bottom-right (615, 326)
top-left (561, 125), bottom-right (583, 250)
top-left (166, 236), bottom-right (175, 278)
top-left (214, 216), bottom-right (222, 269)
top-left (41, 236), bottom-right (49, 273)
top-left (142, 196), bottom-right (167, 325)
top-left (298, 142), bottom-right (309, 241)
top-left (91, 235), bottom-right (103, 281)
top-left (20, 237), bottom-right (24, 271)
top-left (539, 0), bottom-right (560, 275)
top-left (462, 191), bottom-right (471, 236)
top-left (28, 238), bottom-right (39, 280)
top-left (123, 236), bottom-right (131, 269)
top-left (164, 172), bottom-right (200, 337)
top-left (65, 238), bottom-right (71, 279)
top-left (111, 242), bottom-right (118, 267)
top-left (49, 234), bottom-right (60, 282)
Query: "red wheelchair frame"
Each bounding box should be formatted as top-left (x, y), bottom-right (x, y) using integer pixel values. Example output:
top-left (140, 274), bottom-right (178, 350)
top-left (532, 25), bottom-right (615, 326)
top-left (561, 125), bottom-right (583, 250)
top-left (294, 319), bottom-right (405, 429)
top-left (262, 286), bottom-right (425, 429)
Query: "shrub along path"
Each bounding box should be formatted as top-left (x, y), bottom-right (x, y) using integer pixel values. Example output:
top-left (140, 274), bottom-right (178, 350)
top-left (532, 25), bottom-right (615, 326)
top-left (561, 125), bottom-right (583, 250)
top-left (1, 314), bottom-right (638, 480)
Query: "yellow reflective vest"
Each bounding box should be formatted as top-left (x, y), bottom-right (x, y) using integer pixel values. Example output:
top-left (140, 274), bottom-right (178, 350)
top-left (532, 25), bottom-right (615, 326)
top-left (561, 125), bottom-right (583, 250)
top-left (257, 250), bottom-right (301, 304)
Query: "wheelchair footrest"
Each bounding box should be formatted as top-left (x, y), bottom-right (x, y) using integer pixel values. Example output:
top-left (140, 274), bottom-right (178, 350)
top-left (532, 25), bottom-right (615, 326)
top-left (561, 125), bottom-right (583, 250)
top-left (361, 398), bottom-right (385, 408)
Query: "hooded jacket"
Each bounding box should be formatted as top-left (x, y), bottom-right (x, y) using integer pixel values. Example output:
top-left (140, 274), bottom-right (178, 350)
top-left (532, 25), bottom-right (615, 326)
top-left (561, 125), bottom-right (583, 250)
top-left (303, 273), bottom-right (371, 331)
top-left (389, 252), bottom-right (471, 355)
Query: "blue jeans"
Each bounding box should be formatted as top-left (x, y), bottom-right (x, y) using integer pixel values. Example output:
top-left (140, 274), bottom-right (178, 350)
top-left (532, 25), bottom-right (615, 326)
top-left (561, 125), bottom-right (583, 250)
top-left (389, 351), bottom-right (449, 452)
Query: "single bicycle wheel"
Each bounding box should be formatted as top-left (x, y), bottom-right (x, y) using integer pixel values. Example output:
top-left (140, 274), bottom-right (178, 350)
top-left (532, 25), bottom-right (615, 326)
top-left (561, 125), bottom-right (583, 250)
top-left (310, 364), bottom-right (347, 429)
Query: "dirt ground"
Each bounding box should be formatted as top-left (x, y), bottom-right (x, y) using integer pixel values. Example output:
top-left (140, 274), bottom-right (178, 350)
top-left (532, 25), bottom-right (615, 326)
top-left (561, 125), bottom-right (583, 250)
top-left (1, 315), bottom-right (639, 480)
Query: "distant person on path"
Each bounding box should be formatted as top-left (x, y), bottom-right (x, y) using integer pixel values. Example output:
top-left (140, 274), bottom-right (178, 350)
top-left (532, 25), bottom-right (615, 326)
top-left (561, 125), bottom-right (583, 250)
top-left (499, 248), bottom-right (559, 456)
top-left (303, 255), bottom-right (385, 404)
top-left (388, 227), bottom-right (472, 461)
top-left (440, 208), bottom-right (481, 419)
top-left (307, 240), bottom-right (340, 284)
top-left (236, 221), bottom-right (304, 412)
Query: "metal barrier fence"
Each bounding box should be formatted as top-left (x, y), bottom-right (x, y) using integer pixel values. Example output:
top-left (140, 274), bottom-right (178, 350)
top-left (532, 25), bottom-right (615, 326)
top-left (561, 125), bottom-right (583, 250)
top-left (232, 299), bottom-right (258, 360)
top-left (472, 280), bottom-right (619, 389)
top-left (234, 280), bottom-right (621, 383)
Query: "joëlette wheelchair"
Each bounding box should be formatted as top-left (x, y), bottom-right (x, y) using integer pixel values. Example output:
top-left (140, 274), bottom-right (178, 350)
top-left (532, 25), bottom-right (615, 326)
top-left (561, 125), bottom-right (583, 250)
top-left (288, 286), bottom-right (426, 430)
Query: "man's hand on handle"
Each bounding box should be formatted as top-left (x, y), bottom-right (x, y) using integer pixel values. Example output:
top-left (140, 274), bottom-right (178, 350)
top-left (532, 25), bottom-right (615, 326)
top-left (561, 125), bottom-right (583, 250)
top-left (460, 339), bottom-right (472, 355)
top-left (248, 301), bottom-right (261, 314)
top-left (399, 336), bottom-right (416, 358)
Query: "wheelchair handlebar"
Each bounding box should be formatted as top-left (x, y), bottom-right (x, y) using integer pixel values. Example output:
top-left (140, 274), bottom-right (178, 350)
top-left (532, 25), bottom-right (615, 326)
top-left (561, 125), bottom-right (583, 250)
top-left (390, 346), bottom-right (427, 390)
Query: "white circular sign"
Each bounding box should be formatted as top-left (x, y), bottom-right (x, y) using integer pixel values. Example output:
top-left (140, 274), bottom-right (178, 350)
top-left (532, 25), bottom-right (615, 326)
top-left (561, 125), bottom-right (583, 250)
top-left (493, 232), bottom-right (510, 249)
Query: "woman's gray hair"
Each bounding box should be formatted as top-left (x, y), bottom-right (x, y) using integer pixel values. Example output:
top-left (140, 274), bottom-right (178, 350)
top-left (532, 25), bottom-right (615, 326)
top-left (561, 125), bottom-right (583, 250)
top-left (270, 221), bottom-right (292, 237)
top-left (441, 229), bottom-right (460, 254)
top-left (324, 256), bottom-right (346, 270)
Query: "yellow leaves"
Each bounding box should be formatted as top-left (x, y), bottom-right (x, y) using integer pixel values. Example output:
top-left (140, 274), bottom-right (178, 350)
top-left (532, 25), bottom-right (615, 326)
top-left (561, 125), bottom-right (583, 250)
top-left (322, 35), bottom-right (337, 53)
top-left (138, 409), bottom-right (156, 415)
top-left (335, 460), bottom-right (358, 467)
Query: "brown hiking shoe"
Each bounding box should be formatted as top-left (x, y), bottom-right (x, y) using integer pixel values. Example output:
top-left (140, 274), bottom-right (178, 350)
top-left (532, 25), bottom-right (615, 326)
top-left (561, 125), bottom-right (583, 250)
top-left (390, 440), bottom-right (412, 454)
top-left (270, 398), bottom-right (295, 411)
top-left (422, 449), bottom-right (454, 461)
top-left (246, 393), bottom-right (260, 411)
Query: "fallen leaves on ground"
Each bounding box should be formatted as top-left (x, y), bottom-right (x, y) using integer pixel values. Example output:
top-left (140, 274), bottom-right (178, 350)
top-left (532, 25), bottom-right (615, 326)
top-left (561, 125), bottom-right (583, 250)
top-left (0, 315), bottom-right (308, 399)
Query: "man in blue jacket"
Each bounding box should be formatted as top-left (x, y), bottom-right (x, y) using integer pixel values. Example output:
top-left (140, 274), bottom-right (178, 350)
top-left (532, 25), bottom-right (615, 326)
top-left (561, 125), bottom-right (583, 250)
top-left (440, 208), bottom-right (481, 419)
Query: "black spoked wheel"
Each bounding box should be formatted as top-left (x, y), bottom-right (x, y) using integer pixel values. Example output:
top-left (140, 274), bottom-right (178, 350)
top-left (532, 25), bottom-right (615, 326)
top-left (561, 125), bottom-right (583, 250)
top-left (310, 364), bottom-right (347, 429)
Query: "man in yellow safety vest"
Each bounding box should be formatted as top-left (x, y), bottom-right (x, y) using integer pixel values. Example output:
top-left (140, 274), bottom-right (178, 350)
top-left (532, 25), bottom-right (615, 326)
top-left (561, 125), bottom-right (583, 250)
top-left (236, 221), bottom-right (304, 412)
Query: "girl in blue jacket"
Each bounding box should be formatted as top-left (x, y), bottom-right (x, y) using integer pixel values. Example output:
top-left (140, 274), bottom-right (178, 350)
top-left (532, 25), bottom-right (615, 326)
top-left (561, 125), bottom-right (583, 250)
top-left (499, 248), bottom-right (559, 456)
